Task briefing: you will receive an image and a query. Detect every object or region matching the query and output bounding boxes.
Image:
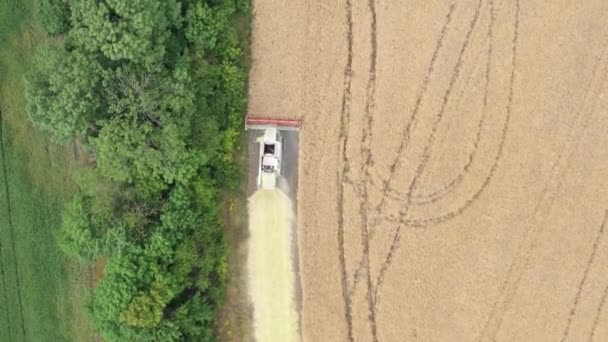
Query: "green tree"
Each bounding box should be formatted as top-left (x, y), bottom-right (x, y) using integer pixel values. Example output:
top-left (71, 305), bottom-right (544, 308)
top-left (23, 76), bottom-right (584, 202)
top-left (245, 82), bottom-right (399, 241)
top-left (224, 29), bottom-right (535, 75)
top-left (87, 249), bottom-right (145, 340)
top-left (185, 2), bottom-right (222, 54)
top-left (93, 104), bottom-right (203, 193)
top-left (38, 0), bottom-right (71, 36)
top-left (162, 294), bottom-right (215, 340)
top-left (93, 63), bottom-right (202, 191)
top-left (25, 45), bottom-right (105, 143)
top-left (185, 0), bottom-right (244, 57)
top-left (70, 0), bottom-right (181, 64)
top-left (87, 204), bottom-right (186, 340)
top-left (119, 277), bottom-right (175, 328)
top-left (59, 194), bottom-right (106, 261)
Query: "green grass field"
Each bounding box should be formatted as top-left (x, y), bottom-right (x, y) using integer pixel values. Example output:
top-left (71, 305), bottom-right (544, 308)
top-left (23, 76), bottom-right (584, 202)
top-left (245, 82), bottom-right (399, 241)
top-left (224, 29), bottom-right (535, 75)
top-left (0, 1), bottom-right (94, 341)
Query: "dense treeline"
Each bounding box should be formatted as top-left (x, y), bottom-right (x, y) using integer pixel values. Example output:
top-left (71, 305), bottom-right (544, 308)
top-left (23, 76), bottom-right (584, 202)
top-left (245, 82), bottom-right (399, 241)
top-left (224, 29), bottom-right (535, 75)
top-left (26, 0), bottom-right (249, 340)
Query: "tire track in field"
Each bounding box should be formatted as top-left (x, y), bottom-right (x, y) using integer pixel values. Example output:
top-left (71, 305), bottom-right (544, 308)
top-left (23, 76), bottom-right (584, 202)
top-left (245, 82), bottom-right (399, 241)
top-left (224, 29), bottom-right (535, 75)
top-left (351, 1), bottom-right (493, 295)
top-left (589, 280), bottom-right (608, 342)
top-left (379, 0), bottom-right (507, 230)
top-left (367, 2), bottom-right (456, 230)
top-left (529, 35), bottom-right (608, 220)
top-left (478, 20), bottom-right (608, 342)
top-left (336, 0), bottom-right (355, 339)
top-left (349, 254), bottom-right (367, 297)
top-left (389, 20), bottom-right (492, 206)
top-left (356, 0), bottom-right (379, 339)
top-left (0, 241), bottom-right (12, 340)
top-left (0, 110), bottom-right (26, 340)
top-left (0, 111), bottom-right (13, 342)
top-left (560, 210), bottom-right (608, 342)
top-left (372, 0), bottom-right (486, 308)
top-left (350, 0), bottom-right (457, 303)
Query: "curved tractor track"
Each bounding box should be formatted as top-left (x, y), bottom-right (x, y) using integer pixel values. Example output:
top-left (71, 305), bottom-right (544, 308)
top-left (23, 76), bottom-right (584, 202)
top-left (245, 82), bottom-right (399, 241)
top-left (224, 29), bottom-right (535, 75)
top-left (335, 0), bottom-right (518, 339)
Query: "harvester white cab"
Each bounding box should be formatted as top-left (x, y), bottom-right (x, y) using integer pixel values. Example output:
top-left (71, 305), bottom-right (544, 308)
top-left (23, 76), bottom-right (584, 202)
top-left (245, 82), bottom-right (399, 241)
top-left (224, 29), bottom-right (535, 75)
top-left (257, 127), bottom-right (282, 190)
top-left (245, 117), bottom-right (300, 191)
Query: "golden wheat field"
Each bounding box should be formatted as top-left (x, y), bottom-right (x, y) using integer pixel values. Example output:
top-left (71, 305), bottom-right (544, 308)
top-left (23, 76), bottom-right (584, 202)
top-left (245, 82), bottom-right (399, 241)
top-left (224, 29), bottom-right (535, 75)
top-left (247, 0), bottom-right (608, 341)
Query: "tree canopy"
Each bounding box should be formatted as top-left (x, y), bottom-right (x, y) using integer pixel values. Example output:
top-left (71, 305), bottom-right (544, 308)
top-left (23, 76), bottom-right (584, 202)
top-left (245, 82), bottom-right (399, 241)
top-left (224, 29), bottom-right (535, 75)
top-left (93, 62), bottom-right (202, 192)
top-left (26, 0), bottom-right (249, 340)
top-left (70, 0), bottom-right (181, 64)
top-left (25, 45), bottom-right (105, 143)
top-left (38, 0), bottom-right (71, 36)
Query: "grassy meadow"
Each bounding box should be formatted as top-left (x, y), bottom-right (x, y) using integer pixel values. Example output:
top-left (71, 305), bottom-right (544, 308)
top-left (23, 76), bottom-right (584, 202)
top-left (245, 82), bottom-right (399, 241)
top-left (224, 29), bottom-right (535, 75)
top-left (0, 1), bottom-right (93, 341)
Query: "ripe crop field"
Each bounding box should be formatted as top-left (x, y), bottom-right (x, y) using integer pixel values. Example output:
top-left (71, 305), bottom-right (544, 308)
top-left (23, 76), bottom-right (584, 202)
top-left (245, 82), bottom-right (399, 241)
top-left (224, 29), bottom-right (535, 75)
top-left (248, 0), bottom-right (608, 340)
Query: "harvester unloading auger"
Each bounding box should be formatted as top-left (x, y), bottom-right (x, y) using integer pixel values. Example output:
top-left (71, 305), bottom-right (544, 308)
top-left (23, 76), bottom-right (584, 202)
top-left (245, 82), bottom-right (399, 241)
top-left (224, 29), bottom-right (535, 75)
top-left (246, 117), bottom-right (300, 190)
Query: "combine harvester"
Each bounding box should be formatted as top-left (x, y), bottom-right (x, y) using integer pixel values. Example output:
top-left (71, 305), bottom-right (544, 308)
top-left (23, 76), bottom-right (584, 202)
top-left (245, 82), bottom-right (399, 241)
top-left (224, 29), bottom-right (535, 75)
top-left (246, 117), bottom-right (300, 190)
top-left (246, 116), bottom-right (302, 341)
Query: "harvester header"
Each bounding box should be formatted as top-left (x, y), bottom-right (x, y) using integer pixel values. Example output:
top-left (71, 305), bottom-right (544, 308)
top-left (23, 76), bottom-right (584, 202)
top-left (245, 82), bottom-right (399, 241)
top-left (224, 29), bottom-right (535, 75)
top-left (245, 117), bottom-right (300, 131)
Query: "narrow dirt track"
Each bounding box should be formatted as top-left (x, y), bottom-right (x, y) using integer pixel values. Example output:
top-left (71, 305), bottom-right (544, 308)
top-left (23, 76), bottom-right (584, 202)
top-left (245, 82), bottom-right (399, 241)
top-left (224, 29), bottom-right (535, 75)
top-left (248, 0), bottom-right (608, 341)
